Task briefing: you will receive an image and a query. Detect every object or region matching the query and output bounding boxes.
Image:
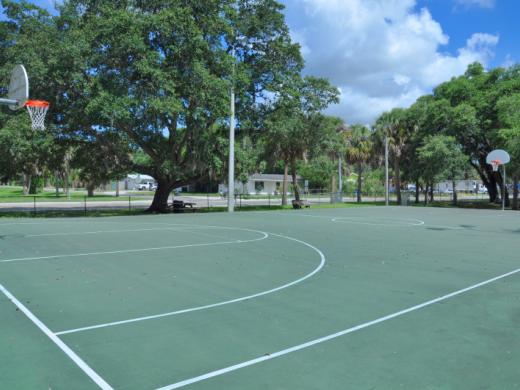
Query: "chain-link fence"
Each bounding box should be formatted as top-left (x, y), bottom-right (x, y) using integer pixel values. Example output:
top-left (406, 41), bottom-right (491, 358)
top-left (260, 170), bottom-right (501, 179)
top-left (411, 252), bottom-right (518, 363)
top-left (0, 189), bottom-right (493, 215)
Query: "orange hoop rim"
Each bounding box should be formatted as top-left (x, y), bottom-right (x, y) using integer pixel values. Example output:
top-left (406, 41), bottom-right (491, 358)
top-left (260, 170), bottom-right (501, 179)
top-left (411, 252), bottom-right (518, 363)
top-left (25, 100), bottom-right (50, 108)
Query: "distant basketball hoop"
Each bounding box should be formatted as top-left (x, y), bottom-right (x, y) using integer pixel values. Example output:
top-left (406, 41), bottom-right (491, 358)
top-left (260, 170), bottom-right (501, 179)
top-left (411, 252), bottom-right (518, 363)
top-left (25, 100), bottom-right (50, 130)
top-left (486, 149), bottom-right (511, 211)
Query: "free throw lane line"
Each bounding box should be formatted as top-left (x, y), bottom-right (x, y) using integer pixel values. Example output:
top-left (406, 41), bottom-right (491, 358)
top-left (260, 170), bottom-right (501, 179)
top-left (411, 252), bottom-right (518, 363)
top-left (55, 233), bottom-right (326, 335)
top-left (156, 268), bottom-right (520, 390)
top-left (0, 283), bottom-right (113, 390)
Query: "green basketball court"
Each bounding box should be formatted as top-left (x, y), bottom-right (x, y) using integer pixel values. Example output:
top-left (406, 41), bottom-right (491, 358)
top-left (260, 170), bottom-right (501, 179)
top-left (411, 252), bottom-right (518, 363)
top-left (1, 207), bottom-right (519, 389)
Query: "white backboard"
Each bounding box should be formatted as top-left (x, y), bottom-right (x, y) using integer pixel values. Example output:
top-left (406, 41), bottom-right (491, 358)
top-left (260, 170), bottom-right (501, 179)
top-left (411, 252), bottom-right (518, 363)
top-left (8, 65), bottom-right (29, 110)
top-left (486, 149), bottom-right (510, 165)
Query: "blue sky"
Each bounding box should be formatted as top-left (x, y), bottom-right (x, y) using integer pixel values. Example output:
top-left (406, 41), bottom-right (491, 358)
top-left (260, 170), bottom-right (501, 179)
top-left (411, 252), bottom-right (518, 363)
top-left (282, 0), bottom-right (519, 123)
top-left (417, 0), bottom-right (518, 67)
top-left (9, 0), bottom-right (520, 124)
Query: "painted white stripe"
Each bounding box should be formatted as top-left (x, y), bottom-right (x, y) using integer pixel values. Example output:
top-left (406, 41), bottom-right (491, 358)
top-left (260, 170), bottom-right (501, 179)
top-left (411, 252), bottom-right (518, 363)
top-left (0, 233), bottom-right (268, 264)
top-left (55, 233), bottom-right (326, 335)
top-left (331, 217), bottom-right (425, 227)
top-left (24, 226), bottom-right (188, 238)
top-left (0, 283), bottom-right (113, 390)
top-left (274, 213), bottom-right (425, 227)
top-left (156, 268), bottom-right (520, 390)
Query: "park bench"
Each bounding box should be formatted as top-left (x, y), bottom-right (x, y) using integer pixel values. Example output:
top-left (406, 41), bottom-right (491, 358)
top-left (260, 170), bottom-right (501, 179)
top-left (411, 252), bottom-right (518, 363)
top-left (170, 200), bottom-right (197, 212)
top-left (292, 199), bottom-right (311, 209)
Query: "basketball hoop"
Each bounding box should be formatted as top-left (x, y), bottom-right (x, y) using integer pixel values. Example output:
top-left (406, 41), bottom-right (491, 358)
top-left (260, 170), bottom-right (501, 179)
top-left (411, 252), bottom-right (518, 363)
top-left (491, 159), bottom-right (501, 172)
top-left (25, 100), bottom-right (50, 130)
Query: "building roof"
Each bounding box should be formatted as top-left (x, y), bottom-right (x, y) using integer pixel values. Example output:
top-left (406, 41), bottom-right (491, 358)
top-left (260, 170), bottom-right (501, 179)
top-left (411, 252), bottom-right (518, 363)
top-left (127, 174), bottom-right (155, 181)
top-left (249, 173), bottom-right (302, 182)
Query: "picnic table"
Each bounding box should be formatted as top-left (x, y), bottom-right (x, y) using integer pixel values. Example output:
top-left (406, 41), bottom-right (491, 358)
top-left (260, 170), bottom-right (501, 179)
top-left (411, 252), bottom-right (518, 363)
top-left (292, 199), bottom-right (311, 209)
top-left (170, 200), bottom-right (197, 212)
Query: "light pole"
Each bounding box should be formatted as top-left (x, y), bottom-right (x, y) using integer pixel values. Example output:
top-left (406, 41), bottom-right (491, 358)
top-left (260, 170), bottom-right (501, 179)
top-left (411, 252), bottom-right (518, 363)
top-left (228, 46), bottom-right (236, 213)
top-left (385, 133), bottom-right (389, 206)
top-left (338, 153), bottom-right (343, 202)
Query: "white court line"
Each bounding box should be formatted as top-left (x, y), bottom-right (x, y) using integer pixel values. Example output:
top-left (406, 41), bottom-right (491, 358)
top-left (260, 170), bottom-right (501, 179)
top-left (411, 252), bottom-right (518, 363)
top-left (155, 268), bottom-right (520, 390)
top-left (274, 213), bottom-right (425, 227)
top-left (24, 226), bottom-right (189, 238)
top-left (331, 216), bottom-right (425, 227)
top-left (55, 233), bottom-right (326, 336)
top-left (0, 283), bottom-right (113, 390)
top-left (0, 232), bottom-right (268, 264)
top-left (24, 226), bottom-right (235, 240)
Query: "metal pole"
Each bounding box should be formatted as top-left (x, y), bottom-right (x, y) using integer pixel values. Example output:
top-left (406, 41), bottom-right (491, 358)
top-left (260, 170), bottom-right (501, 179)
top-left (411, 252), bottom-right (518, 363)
top-left (503, 165), bottom-right (506, 211)
top-left (338, 155), bottom-right (343, 202)
top-left (385, 135), bottom-right (389, 206)
top-left (227, 46), bottom-right (236, 213)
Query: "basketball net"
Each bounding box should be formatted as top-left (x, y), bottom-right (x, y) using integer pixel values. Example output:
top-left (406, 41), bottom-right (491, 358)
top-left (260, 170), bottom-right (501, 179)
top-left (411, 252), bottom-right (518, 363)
top-left (491, 159), bottom-right (501, 172)
top-left (25, 100), bottom-right (50, 130)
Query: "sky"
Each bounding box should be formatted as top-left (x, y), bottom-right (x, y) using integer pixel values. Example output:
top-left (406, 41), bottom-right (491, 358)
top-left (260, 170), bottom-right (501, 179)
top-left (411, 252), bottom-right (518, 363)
top-left (283, 0), bottom-right (520, 124)
top-left (11, 0), bottom-right (520, 125)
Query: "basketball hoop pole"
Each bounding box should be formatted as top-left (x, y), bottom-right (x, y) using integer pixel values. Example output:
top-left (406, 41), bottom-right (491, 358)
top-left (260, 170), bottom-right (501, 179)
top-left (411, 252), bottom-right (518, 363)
top-left (227, 44), bottom-right (236, 213)
top-left (503, 164), bottom-right (506, 211)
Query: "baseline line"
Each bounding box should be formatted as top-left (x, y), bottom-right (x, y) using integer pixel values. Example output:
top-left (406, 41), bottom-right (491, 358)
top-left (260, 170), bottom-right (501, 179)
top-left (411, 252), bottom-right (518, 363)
top-left (0, 283), bottom-right (113, 390)
top-left (55, 233), bottom-right (326, 335)
top-left (0, 233), bottom-right (268, 264)
top-left (156, 268), bottom-right (520, 390)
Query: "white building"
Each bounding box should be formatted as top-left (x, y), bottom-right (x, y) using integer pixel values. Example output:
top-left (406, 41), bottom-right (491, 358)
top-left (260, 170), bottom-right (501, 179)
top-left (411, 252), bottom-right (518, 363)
top-left (123, 174), bottom-right (157, 190)
top-left (219, 173), bottom-right (304, 195)
top-left (436, 180), bottom-right (483, 193)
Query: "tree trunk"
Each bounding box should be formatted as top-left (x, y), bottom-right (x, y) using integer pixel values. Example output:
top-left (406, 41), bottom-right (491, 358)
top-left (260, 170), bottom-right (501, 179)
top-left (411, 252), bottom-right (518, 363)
top-left (513, 175), bottom-right (519, 210)
top-left (29, 176), bottom-right (38, 195)
top-left (471, 158), bottom-right (499, 202)
top-left (394, 159), bottom-right (401, 204)
top-left (331, 173), bottom-right (336, 199)
top-left (282, 161), bottom-right (288, 206)
top-left (147, 180), bottom-right (176, 212)
top-left (415, 180), bottom-right (420, 204)
top-left (55, 172), bottom-right (60, 197)
top-left (291, 161), bottom-right (300, 201)
top-left (357, 162), bottom-right (362, 203)
top-left (429, 185), bottom-right (434, 203)
top-left (424, 184), bottom-right (428, 205)
top-left (452, 179), bottom-right (457, 206)
top-left (87, 183), bottom-right (95, 197)
top-left (115, 181), bottom-right (120, 197)
top-left (22, 174), bottom-right (31, 195)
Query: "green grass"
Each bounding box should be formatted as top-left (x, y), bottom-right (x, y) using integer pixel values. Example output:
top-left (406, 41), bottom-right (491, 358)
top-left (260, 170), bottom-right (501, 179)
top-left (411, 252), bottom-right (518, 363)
top-left (0, 186), bottom-right (152, 203)
top-left (0, 199), bottom-right (375, 219)
top-left (0, 209), bottom-right (147, 219)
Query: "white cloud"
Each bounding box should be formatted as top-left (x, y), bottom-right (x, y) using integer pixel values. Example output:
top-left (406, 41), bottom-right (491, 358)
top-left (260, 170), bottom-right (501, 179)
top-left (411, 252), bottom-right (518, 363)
top-left (284, 0), bottom-right (499, 124)
top-left (454, 0), bottom-right (496, 9)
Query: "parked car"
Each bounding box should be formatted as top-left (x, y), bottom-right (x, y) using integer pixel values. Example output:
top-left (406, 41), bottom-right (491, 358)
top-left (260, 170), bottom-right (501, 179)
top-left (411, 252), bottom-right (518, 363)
top-left (137, 182), bottom-right (154, 191)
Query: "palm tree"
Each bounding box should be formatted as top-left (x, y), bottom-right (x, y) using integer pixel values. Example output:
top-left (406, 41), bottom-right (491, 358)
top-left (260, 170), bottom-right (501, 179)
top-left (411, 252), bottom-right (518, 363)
top-left (375, 108), bottom-right (409, 204)
top-left (344, 125), bottom-right (373, 202)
